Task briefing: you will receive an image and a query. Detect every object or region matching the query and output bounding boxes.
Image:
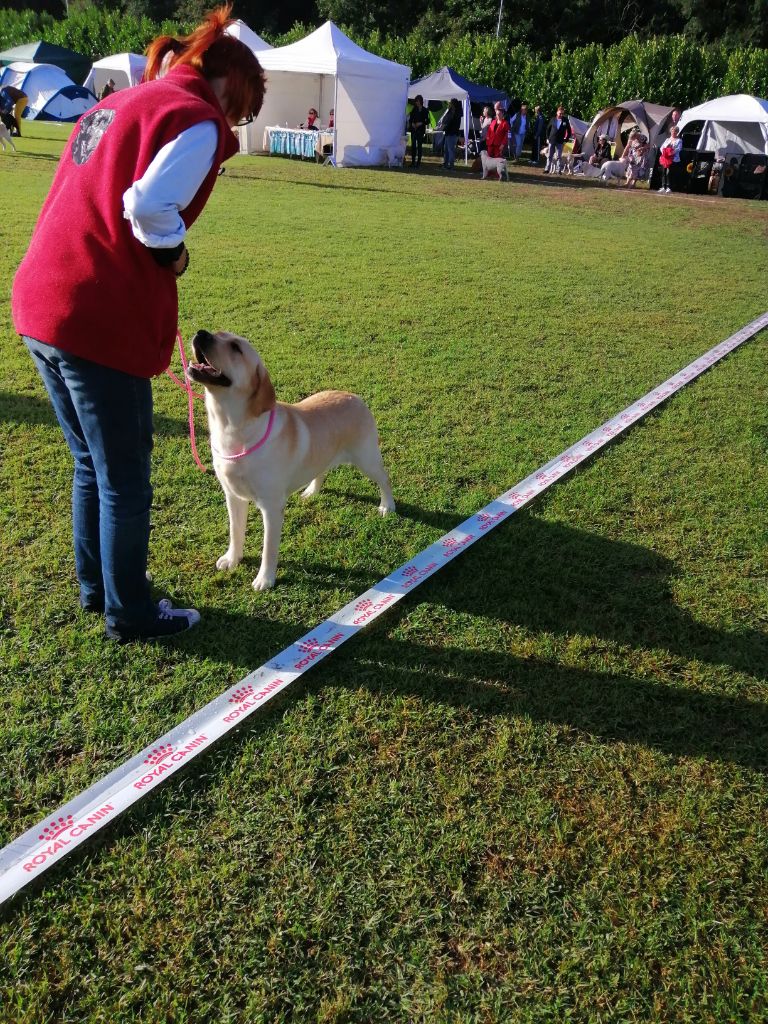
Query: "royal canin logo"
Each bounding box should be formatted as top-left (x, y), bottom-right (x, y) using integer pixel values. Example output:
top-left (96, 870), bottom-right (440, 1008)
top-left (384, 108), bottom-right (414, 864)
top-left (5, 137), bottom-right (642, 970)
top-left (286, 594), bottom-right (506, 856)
top-left (559, 453), bottom-right (580, 469)
top-left (24, 805), bottom-right (116, 873)
top-left (222, 678), bottom-right (285, 723)
top-left (441, 534), bottom-right (474, 558)
top-left (503, 489), bottom-right (534, 507)
top-left (399, 562), bottom-right (438, 589)
top-left (352, 592), bottom-right (396, 625)
top-left (476, 508), bottom-right (509, 531)
top-left (38, 815), bottom-right (74, 842)
top-left (144, 744), bottom-right (173, 766)
top-left (293, 633), bottom-right (345, 670)
top-left (132, 735), bottom-right (209, 790)
top-left (535, 468), bottom-right (561, 487)
top-left (228, 684), bottom-right (254, 705)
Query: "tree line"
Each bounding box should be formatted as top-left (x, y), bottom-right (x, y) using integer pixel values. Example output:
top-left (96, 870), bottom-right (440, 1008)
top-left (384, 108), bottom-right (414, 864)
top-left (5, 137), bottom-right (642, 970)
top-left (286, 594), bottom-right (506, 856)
top-left (2, 0), bottom-right (766, 50)
top-left (1, 6), bottom-right (766, 117)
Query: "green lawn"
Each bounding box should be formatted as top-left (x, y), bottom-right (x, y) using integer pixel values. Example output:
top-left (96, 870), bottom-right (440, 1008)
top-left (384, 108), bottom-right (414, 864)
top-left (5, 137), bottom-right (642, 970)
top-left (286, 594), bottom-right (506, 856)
top-left (1, 123), bottom-right (767, 1023)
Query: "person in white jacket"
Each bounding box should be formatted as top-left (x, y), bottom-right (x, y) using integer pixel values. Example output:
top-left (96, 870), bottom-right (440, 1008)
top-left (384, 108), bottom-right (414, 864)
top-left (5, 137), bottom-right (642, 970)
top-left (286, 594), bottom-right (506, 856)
top-left (658, 125), bottom-right (683, 194)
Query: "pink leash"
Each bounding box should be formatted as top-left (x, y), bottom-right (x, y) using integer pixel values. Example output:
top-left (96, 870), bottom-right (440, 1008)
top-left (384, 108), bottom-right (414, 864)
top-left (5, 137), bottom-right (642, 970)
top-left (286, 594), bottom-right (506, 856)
top-left (167, 332), bottom-right (207, 473)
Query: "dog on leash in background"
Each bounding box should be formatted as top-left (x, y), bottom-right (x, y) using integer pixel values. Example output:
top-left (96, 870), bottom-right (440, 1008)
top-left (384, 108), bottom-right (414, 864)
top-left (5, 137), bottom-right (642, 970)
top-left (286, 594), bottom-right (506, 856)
top-left (480, 150), bottom-right (509, 180)
top-left (188, 330), bottom-right (395, 591)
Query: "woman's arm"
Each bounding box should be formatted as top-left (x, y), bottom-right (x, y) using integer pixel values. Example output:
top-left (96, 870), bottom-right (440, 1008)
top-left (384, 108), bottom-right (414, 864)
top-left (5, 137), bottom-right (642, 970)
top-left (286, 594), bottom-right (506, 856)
top-left (122, 120), bottom-right (218, 252)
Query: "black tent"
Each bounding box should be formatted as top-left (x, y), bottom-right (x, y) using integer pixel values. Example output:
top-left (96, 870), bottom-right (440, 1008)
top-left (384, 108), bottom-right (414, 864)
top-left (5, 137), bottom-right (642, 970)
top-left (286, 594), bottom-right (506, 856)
top-left (0, 41), bottom-right (90, 85)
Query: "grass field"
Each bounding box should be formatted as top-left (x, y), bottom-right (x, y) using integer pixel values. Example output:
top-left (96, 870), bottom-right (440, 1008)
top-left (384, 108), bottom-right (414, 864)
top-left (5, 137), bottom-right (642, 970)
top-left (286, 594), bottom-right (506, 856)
top-left (1, 122), bottom-right (767, 1023)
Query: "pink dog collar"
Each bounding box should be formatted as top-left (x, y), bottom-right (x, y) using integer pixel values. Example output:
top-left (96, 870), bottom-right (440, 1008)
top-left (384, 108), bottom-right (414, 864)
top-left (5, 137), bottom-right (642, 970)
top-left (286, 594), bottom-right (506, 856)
top-left (211, 407), bottom-right (276, 460)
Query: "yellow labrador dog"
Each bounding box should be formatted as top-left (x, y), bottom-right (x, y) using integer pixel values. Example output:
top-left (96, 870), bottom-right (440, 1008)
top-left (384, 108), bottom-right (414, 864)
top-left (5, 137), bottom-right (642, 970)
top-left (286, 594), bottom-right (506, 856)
top-left (188, 330), bottom-right (395, 591)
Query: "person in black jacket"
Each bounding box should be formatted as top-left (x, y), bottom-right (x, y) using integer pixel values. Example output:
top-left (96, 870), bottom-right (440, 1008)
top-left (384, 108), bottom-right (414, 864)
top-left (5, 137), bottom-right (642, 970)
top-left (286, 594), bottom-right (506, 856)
top-left (530, 104), bottom-right (546, 165)
top-left (544, 105), bottom-right (571, 174)
top-left (441, 98), bottom-right (461, 169)
top-left (408, 94), bottom-right (429, 168)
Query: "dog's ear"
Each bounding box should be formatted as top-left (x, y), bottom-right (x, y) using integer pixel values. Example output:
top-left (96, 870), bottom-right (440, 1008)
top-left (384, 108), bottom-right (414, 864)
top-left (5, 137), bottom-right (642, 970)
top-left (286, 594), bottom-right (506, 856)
top-left (248, 363), bottom-right (276, 419)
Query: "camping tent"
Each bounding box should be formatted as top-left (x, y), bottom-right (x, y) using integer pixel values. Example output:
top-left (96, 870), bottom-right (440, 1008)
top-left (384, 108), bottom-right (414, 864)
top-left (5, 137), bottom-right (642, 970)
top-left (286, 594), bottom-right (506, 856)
top-left (239, 21), bottom-right (410, 167)
top-left (582, 100), bottom-right (674, 158)
top-left (0, 61), bottom-right (96, 121)
top-left (0, 40), bottom-right (89, 84)
top-left (83, 53), bottom-right (147, 96)
top-left (225, 19), bottom-right (272, 53)
top-left (408, 66), bottom-right (508, 164)
top-left (567, 113), bottom-right (589, 142)
top-left (678, 94), bottom-right (768, 156)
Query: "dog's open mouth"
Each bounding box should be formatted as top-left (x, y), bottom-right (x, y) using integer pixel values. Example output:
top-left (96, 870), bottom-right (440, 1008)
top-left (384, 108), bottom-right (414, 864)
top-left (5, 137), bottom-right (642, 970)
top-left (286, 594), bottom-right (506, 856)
top-left (188, 333), bottom-right (231, 388)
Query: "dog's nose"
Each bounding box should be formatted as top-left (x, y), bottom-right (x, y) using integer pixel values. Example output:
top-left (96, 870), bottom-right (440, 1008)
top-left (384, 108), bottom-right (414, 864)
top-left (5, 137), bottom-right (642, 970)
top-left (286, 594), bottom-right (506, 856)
top-left (192, 329), bottom-right (214, 346)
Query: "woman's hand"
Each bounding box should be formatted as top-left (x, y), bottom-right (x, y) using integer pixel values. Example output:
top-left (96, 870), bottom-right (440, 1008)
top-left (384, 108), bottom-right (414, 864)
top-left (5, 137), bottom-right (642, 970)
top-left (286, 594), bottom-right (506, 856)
top-left (171, 244), bottom-right (189, 277)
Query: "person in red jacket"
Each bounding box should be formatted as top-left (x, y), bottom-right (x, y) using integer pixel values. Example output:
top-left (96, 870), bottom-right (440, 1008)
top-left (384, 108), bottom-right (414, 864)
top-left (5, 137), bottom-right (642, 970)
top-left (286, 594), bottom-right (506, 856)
top-left (12, 5), bottom-right (266, 641)
top-left (485, 101), bottom-right (509, 159)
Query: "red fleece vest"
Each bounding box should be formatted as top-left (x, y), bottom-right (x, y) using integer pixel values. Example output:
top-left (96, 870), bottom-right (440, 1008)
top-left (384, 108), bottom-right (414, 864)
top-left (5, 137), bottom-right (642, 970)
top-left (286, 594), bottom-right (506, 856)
top-left (12, 67), bottom-right (239, 378)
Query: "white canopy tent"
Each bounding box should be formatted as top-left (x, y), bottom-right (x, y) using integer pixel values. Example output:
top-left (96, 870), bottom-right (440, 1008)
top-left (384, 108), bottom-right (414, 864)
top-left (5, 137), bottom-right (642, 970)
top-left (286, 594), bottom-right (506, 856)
top-left (0, 61), bottom-right (95, 120)
top-left (238, 21), bottom-right (410, 167)
top-left (678, 94), bottom-right (768, 156)
top-left (83, 53), bottom-right (147, 95)
top-left (225, 20), bottom-right (272, 53)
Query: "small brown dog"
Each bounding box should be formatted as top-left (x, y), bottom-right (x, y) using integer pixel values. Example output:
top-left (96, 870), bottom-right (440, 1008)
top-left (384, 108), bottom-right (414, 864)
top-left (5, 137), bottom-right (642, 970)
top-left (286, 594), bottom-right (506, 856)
top-left (188, 330), bottom-right (395, 591)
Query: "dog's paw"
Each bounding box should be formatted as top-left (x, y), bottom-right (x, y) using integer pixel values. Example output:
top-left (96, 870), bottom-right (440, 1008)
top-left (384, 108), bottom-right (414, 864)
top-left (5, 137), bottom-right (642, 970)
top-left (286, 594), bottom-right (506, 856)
top-left (252, 572), bottom-right (275, 592)
top-left (378, 500), bottom-right (395, 516)
top-left (300, 482), bottom-right (320, 500)
top-left (216, 553), bottom-right (240, 571)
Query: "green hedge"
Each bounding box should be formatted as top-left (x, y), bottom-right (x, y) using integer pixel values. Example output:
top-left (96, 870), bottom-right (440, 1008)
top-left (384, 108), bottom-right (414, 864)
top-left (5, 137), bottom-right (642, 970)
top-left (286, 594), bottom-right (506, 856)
top-left (2, 8), bottom-right (766, 118)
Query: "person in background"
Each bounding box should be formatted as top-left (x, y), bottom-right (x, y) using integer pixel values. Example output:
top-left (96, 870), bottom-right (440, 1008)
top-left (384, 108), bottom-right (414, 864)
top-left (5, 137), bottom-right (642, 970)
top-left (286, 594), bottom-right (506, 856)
top-left (624, 132), bottom-right (649, 188)
top-left (301, 107), bottom-right (319, 129)
top-left (441, 97), bottom-right (461, 170)
top-left (0, 86), bottom-right (20, 136)
top-left (99, 78), bottom-right (117, 100)
top-left (544, 104), bottom-right (571, 173)
top-left (485, 100), bottom-right (509, 166)
top-left (11, 5), bottom-right (266, 642)
top-left (530, 104), bottom-right (546, 165)
top-left (328, 107), bottom-right (334, 129)
top-left (589, 132), bottom-right (612, 167)
top-left (509, 101), bottom-right (529, 161)
top-left (670, 107), bottom-right (682, 127)
top-left (479, 105), bottom-right (493, 144)
top-left (408, 94), bottom-right (428, 169)
top-left (657, 124), bottom-right (682, 193)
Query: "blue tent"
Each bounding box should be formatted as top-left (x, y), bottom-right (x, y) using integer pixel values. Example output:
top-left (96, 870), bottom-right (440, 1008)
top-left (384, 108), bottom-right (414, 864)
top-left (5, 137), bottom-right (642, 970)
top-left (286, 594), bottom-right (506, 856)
top-left (408, 66), bottom-right (508, 164)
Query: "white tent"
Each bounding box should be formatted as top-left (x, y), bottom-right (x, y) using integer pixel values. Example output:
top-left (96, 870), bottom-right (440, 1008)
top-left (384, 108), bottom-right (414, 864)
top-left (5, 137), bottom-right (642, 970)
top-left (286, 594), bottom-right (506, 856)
top-left (239, 21), bottom-right (410, 167)
top-left (83, 53), bottom-right (147, 96)
top-left (678, 94), bottom-right (768, 156)
top-left (225, 19), bottom-right (272, 53)
top-left (0, 61), bottom-right (96, 120)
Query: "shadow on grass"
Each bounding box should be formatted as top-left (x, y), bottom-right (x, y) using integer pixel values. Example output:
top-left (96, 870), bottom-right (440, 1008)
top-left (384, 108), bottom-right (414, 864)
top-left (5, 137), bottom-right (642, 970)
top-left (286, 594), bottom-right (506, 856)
top-left (285, 496), bottom-right (768, 685)
top-left (0, 389), bottom-right (193, 439)
top-left (177, 510), bottom-right (768, 771)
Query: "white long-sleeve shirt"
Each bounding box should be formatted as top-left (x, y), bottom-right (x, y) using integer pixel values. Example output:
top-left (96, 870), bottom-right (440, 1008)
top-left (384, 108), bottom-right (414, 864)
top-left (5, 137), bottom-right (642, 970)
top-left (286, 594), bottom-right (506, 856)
top-left (122, 120), bottom-right (218, 248)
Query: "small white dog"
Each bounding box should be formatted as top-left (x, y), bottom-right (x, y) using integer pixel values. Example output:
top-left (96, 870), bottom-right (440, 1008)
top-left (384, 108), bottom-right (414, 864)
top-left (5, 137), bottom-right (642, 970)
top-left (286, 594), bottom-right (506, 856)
top-left (188, 330), bottom-right (395, 591)
top-left (480, 150), bottom-right (509, 180)
top-left (0, 121), bottom-right (17, 153)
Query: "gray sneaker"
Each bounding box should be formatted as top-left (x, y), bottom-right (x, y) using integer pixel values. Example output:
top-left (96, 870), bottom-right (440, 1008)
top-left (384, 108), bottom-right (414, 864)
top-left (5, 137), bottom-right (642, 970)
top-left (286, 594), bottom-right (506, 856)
top-left (105, 599), bottom-right (200, 642)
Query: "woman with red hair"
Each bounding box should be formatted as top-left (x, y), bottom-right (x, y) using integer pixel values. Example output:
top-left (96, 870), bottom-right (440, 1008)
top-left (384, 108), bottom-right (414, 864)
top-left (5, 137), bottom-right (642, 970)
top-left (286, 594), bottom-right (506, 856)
top-left (12, 6), bottom-right (266, 642)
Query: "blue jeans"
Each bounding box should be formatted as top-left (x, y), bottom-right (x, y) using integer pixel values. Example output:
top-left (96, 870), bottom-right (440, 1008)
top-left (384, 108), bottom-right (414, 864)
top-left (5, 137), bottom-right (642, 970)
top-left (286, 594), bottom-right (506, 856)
top-left (443, 134), bottom-right (458, 168)
top-left (24, 338), bottom-right (156, 632)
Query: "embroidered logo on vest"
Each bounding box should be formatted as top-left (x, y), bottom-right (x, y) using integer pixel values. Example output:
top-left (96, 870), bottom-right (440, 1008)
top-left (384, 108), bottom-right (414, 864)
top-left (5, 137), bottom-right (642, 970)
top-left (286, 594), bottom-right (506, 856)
top-left (72, 108), bottom-right (115, 165)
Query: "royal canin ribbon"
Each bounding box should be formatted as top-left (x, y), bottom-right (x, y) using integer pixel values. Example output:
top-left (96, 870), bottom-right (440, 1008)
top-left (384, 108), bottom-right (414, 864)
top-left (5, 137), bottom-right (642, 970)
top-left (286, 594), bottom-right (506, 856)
top-left (2, 311), bottom-right (766, 906)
